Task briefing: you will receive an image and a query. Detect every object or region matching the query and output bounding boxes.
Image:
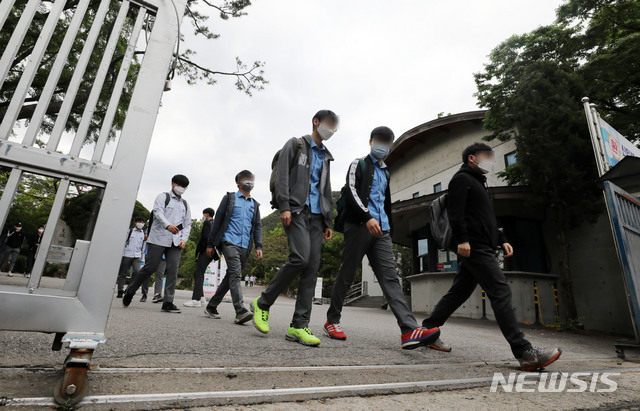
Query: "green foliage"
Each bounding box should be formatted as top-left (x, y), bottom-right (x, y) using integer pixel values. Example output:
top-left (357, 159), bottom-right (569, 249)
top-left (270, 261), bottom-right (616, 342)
top-left (177, 219), bottom-right (202, 288)
top-left (473, 0), bottom-right (640, 322)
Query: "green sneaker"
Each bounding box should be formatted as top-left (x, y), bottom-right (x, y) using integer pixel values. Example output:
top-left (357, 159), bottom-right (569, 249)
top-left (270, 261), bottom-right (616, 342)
top-left (251, 297), bottom-right (269, 334)
top-left (286, 326), bottom-right (321, 346)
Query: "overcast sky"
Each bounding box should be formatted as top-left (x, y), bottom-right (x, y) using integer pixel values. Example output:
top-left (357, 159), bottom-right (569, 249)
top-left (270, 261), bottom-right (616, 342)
top-left (136, 0), bottom-right (564, 219)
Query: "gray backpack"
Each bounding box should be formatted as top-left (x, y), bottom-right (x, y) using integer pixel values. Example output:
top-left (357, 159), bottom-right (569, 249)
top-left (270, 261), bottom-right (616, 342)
top-left (430, 193), bottom-right (455, 252)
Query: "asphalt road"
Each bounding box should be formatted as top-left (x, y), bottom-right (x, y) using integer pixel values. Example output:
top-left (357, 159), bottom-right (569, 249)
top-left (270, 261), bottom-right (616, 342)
top-left (1, 284), bottom-right (640, 409)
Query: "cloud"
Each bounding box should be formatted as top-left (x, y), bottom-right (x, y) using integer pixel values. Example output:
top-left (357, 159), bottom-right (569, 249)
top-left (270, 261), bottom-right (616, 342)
top-left (137, 0), bottom-right (562, 218)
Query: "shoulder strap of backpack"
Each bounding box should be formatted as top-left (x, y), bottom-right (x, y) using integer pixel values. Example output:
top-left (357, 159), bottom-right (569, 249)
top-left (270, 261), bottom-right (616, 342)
top-left (125, 228), bottom-right (133, 246)
top-left (291, 137), bottom-right (304, 167)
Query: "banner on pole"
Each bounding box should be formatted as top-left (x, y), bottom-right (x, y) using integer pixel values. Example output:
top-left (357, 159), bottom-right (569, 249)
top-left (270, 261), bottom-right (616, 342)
top-left (599, 119), bottom-right (640, 168)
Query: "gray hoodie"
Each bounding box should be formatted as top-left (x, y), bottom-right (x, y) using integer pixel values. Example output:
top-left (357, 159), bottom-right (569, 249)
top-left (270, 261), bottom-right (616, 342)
top-left (275, 134), bottom-right (334, 228)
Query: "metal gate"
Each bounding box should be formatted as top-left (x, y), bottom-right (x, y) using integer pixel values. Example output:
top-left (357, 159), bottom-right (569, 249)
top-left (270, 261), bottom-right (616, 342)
top-left (0, 0), bottom-right (185, 403)
top-left (603, 182), bottom-right (640, 356)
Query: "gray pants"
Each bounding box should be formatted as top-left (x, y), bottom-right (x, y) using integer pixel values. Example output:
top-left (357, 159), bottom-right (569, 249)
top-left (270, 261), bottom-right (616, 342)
top-left (206, 243), bottom-right (249, 314)
top-left (143, 258), bottom-right (166, 296)
top-left (126, 244), bottom-right (180, 303)
top-left (117, 256), bottom-right (142, 292)
top-left (258, 207), bottom-right (323, 328)
top-left (327, 223), bottom-right (419, 334)
top-left (1, 246), bottom-right (21, 272)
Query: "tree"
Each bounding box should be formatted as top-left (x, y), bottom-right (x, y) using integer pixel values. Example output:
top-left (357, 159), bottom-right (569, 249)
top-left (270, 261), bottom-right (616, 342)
top-left (472, 0), bottom-right (640, 323)
top-left (0, 0), bottom-right (267, 146)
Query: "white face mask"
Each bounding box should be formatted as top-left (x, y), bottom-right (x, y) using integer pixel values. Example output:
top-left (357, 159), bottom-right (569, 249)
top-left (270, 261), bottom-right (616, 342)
top-left (135, 222), bottom-right (144, 229)
top-left (173, 185), bottom-right (186, 196)
top-left (37, 229), bottom-right (44, 234)
top-left (475, 160), bottom-right (495, 174)
top-left (317, 123), bottom-right (336, 141)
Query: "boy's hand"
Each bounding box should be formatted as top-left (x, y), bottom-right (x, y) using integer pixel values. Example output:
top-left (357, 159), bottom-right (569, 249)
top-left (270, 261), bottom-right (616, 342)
top-left (366, 218), bottom-right (383, 238)
top-left (457, 242), bottom-right (470, 257)
top-left (502, 242), bottom-right (514, 258)
top-left (256, 250), bottom-right (263, 260)
top-left (323, 228), bottom-right (333, 241)
top-left (280, 210), bottom-right (292, 227)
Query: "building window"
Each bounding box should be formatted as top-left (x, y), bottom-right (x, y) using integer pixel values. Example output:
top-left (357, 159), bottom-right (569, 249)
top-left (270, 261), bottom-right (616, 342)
top-left (505, 151), bottom-right (517, 167)
top-left (412, 192), bottom-right (419, 199)
top-left (433, 183), bottom-right (442, 193)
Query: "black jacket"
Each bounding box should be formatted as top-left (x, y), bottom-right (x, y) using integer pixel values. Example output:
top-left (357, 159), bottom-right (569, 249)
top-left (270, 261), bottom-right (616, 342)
top-left (4, 229), bottom-right (25, 249)
top-left (207, 192), bottom-right (262, 251)
top-left (27, 232), bottom-right (43, 252)
top-left (195, 218), bottom-right (214, 257)
top-left (447, 164), bottom-right (507, 249)
top-left (343, 155), bottom-right (392, 231)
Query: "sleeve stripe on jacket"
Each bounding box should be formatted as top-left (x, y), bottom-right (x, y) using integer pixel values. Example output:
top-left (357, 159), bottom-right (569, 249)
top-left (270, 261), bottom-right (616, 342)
top-left (348, 158), bottom-right (369, 213)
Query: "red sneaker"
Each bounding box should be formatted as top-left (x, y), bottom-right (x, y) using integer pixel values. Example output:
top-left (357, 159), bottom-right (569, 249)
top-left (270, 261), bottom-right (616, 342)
top-left (401, 327), bottom-right (440, 350)
top-left (324, 321), bottom-right (347, 340)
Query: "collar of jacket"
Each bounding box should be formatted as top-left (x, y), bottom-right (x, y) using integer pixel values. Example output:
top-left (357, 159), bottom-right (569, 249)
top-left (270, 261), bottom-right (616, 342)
top-left (458, 163), bottom-right (487, 183)
top-left (302, 134), bottom-right (334, 161)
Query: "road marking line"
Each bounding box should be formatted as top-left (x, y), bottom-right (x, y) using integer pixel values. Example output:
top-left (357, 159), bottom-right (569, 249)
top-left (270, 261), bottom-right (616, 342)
top-left (4, 367), bottom-right (640, 407)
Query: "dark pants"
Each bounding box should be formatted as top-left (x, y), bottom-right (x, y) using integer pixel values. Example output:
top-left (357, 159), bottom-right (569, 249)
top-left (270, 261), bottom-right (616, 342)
top-left (26, 249), bottom-right (37, 274)
top-left (422, 246), bottom-right (532, 358)
top-left (117, 256), bottom-right (142, 292)
top-left (192, 252), bottom-right (213, 301)
top-left (206, 243), bottom-right (249, 314)
top-left (327, 223), bottom-right (419, 334)
top-left (258, 207), bottom-right (323, 328)
top-left (126, 244), bottom-right (181, 303)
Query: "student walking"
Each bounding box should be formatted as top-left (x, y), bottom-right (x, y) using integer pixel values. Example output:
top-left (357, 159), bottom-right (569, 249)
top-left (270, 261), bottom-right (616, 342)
top-left (123, 174), bottom-right (191, 313)
top-left (325, 126), bottom-right (440, 349)
top-left (251, 110), bottom-right (337, 347)
top-left (1, 223), bottom-right (25, 277)
top-left (421, 143), bottom-right (561, 371)
top-left (184, 208), bottom-right (216, 308)
top-left (116, 217), bottom-right (146, 298)
top-left (25, 225), bottom-right (44, 278)
top-left (204, 170), bottom-right (262, 324)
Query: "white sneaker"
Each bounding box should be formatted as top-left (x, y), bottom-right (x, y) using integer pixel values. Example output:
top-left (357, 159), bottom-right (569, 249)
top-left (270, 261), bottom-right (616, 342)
top-left (7, 272), bottom-right (13, 277)
top-left (200, 297), bottom-right (207, 304)
top-left (183, 300), bottom-right (202, 308)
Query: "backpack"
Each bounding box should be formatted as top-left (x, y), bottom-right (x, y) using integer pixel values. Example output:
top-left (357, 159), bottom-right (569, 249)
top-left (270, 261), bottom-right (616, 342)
top-left (269, 137), bottom-right (304, 209)
top-left (430, 193), bottom-right (455, 252)
top-left (125, 228), bottom-right (133, 246)
top-left (334, 158), bottom-right (390, 233)
top-left (148, 192), bottom-right (189, 231)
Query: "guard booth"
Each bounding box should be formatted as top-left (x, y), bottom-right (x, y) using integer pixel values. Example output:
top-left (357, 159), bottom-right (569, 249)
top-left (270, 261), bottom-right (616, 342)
top-left (583, 98), bottom-right (640, 358)
top-left (0, 0), bottom-right (186, 404)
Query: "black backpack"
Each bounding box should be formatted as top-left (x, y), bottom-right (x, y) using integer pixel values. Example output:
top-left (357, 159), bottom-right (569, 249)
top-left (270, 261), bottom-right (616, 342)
top-left (269, 137), bottom-right (304, 209)
top-left (430, 193), bottom-right (455, 252)
top-left (147, 192), bottom-right (189, 231)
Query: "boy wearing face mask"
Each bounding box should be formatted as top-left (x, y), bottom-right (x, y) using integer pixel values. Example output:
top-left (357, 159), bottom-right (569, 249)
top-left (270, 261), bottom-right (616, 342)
top-left (25, 225), bottom-right (44, 278)
top-left (421, 143), bottom-right (562, 371)
top-left (183, 207), bottom-right (216, 308)
top-left (116, 217), bottom-right (146, 298)
top-left (324, 127), bottom-right (441, 349)
top-left (1, 222), bottom-right (25, 277)
top-left (123, 174), bottom-right (191, 313)
top-left (204, 170), bottom-right (262, 324)
top-left (252, 110), bottom-right (337, 346)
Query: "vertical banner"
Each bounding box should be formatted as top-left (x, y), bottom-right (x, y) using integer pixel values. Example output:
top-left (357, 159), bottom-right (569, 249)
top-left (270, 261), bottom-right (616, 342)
top-left (314, 277), bottom-right (323, 301)
top-left (582, 97), bottom-right (640, 177)
top-left (202, 255), bottom-right (227, 296)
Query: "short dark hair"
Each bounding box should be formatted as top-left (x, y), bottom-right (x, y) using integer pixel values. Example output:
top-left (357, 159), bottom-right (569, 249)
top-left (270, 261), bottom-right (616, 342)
top-left (171, 174), bottom-right (190, 187)
top-left (203, 207), bottom-right (215, 218)
top-left (134, 216), bottom-right (145, 222)
top-left (312, 110), bottom-right (338, 128)
top-left (370, 126), bottom-right (395, 143)
top-left (235, 170), bottom-right (254, 182)
top-left (38, 225), bottom-right (44, 229)
top-left (462, 143), bottom-right (493, 164)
